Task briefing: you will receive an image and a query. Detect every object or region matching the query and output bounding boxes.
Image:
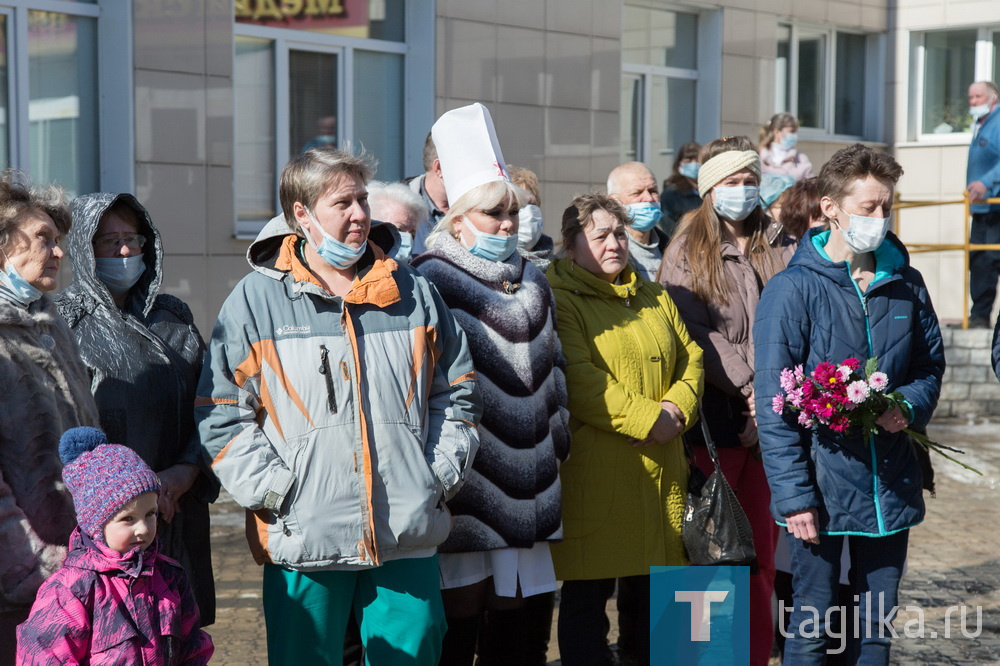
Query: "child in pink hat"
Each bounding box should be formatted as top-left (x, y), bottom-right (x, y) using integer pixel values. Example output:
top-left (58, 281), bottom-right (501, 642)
top-left (16, 427), bottom-right (213, 665)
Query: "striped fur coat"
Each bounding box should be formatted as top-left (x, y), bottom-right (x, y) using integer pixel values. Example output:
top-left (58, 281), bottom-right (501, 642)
top-left (413, 235), bottom-right (570, 552)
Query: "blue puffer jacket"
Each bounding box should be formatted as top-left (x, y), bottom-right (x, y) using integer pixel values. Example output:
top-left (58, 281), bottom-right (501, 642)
top-left (754, 229), bottom-right (944, 536)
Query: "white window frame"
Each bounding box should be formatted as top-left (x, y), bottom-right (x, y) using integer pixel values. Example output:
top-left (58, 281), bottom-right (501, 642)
top-left (621, 5), bottom-right (721, 165)
top-left (909, 27), bottom-right (1000, 144)
top-left (0, 0), bottom-right (131, 191)
top-left (776, 22), bottom-right (885, 143)
top-left (233, 2), bottom-right (432, 238)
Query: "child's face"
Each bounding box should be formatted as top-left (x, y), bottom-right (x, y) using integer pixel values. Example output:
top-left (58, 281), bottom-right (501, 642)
top-left (103, 491), bottom-right (159, 555)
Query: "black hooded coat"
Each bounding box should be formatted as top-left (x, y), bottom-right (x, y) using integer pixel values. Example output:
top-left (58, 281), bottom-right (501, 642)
top-left (55, 192), bottom-right (217, 625)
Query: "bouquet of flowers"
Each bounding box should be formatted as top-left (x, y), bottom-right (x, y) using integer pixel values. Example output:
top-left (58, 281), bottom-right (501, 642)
top-left (771, 357), bottom-right (981, 475)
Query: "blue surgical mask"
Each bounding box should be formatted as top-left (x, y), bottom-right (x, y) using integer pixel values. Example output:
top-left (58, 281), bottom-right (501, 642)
top-left (625, 202), bottom-right (663, 232)
top-left (517, 204), bottom-right (544, 250)
top-left (679, 162), bottom-right (700, 180)
top-left (95, 255), bottom-right (146, 296)
top-left (713, 186), bottom-right (760, 221)
top-left (305, 209), bottom-right (367, 270)
top-left (780, 132), bottom-right (799, 150)
top-left (834, 202), bottom-right (890, 254)
top-left (395, 231), bottom-right (414, 264)
top-left (0, 259), bottom-right (42, 305)
top-left (463, 218), bottom-right (517, 262)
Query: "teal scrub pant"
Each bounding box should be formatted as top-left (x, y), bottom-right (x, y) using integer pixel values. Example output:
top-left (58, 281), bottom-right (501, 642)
top-left (263, 555), bottom-right (446, 665)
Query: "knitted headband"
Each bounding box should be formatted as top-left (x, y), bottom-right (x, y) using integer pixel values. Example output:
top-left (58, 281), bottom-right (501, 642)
top-left (59, 427), bottom-right (160, 543)
top-left (698, 150), bottom-right (762, 197)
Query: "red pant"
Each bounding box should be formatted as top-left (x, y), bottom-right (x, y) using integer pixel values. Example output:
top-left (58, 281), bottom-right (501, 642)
top-left (693, 445), bottom-right (778, 666)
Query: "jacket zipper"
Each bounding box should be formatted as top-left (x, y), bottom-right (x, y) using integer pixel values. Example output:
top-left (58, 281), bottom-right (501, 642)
top-left (318, 344), bottom-right (338, 414)
top-left (847, 264), bottom-right (886, 535)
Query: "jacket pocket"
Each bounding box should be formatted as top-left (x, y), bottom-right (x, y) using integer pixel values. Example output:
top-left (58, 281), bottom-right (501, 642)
top-left (381, 425), bottom-right (451, 550)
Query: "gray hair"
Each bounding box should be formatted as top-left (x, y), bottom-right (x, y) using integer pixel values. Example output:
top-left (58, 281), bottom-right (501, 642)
top-left (606, 161), bottom-right (654, 197)
top-left (279, 147), bottom-right (376, 235)
top-left (368, 181), bottom-right (429, 234)
top-left (0, 170), bottom-right (70, 254)
top-left (973, 81), bottom-right (999, 97)
top-left (426, 180), bottom-right (526, 250)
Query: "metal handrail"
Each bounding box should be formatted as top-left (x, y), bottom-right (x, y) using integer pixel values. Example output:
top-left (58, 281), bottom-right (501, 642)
top-left (893, 192), bottom-right (1000, 329)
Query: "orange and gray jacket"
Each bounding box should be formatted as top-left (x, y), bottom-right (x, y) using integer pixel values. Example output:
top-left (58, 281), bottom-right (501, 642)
top-left (195, 217), bottom-right (481, 569)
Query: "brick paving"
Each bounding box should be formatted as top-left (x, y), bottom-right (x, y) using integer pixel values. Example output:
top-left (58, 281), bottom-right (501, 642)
top-left (202, 419), bottom-right (1000, 664)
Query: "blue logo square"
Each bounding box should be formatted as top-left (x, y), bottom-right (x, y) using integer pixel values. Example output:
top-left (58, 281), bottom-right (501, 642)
top-left (650, 566), bottom-right (750, 665)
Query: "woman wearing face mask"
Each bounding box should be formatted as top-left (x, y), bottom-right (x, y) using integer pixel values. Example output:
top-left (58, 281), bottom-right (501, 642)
top-left (367, 180), bottom-right (429, 264)
top-left (0, 172), bottom-right (98, 664)
top-left (507, 165), bottom-right (554, 272)
top-left (56, 193), bottom-right (217, 626)
top-left (754, 144), bottom-right (943, 665)
top-left (197, 148), bottom-right (481, 663)
top-left (760, 113), bottom-right (814, 182)
top-left (412, 104), bottom-right (571, 666)
top-left (657, 136), bottom-right (786, 666)
top-left (660, 141), bottom-right (703, 239)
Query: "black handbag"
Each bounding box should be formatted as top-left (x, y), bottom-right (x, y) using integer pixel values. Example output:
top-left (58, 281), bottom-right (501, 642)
top-left (682, 408), bottom-right (758, 570)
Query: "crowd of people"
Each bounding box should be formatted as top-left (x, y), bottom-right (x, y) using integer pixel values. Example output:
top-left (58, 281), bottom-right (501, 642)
top-left (0, 101), bottom-right (952, 666)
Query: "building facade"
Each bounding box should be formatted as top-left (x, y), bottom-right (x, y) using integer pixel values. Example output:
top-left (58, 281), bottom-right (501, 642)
top-left (2, 0), bottom-right (997, 330)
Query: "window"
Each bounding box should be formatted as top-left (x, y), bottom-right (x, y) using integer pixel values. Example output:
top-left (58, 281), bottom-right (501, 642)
top-left (621, 6), bottom-right (705, 181)
top-left (0, 3), bottom-right (106, 196)
top-left (911, 28), bottom-right (999, 137)
top-left (775, 24), bottom-right (881, 140)
top-left (233, 2), bottom-right (418, 236)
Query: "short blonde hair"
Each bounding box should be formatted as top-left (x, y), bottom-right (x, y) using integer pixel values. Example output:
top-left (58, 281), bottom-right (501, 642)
top-left (426, 180), bottom-right (526, 250)
top-left (279, 147), bottom-right (376, 235)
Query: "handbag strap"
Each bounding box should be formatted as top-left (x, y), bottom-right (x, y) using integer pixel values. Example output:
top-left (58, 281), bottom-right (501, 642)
top-left (697, 406), bottom-right (722, 465)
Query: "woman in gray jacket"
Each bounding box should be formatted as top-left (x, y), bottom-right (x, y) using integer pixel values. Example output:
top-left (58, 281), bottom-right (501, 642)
top-left (196, 148), bottom-right (482, 665)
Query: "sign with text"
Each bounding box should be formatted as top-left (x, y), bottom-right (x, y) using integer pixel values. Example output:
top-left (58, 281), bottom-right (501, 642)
top-left (650, 566), bottom-right (750, 665)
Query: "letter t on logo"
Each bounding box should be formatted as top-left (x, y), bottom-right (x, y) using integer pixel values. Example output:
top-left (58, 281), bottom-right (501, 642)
top-left (675, 590), bottom-right (730, 641)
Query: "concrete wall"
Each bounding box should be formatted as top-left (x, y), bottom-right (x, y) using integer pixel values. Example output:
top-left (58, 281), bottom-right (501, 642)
top-left (132, 0), bottom-right (242, 335)
top-left (434, 1), bottom-right (623, 239)
top-left (937, 327), bottom-right (1000, 418)
top-left (892, 0), bottom-right (1000, 323)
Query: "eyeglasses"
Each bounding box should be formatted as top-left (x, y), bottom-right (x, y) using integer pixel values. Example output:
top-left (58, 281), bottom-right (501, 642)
top-left (93, 234), bottom-right (146, 251)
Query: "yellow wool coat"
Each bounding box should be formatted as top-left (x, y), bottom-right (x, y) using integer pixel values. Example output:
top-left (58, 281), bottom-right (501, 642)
top-left (546, 257), bottom-right (704, 580)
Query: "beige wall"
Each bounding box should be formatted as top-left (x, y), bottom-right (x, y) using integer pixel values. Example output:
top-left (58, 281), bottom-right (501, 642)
top-left (132, 0), bottom-right (241, 335)
top-left (892, 1), bottom-right (1000, 322)
top-left (435, 0), bottom-right (623, 242)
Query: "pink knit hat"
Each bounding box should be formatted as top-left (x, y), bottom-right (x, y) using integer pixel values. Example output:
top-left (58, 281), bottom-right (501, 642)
top-left (59, 427), bottom-right (160, 543)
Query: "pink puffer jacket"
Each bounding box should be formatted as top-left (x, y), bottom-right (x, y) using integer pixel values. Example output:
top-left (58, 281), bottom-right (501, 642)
top-left (16, 528), bottom-right (213, 665)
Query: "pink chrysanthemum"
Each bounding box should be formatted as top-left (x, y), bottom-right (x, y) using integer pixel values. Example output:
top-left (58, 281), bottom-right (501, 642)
top-left (813, 362), bottom-right (839, 387)
top-left (846, 380), bottom-right (870, 404)
top-left (797, 411), bottom-right (815, 428)
top-left (772, 393), bottom-right (786, 414)
top-left (779, 368), bottom-right (798, 393)
top-left (836, 365), bottom-right (853, 382)
top-left (793, 364), bottom-right (806, 382)
top-left (787, 387), bottom-right (804, 408)
top-left (868, 372), bottom-right (889, 392)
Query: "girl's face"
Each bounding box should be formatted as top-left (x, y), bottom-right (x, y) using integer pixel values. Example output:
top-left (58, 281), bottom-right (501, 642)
top-left (103, 491), bottom-right (159, 555)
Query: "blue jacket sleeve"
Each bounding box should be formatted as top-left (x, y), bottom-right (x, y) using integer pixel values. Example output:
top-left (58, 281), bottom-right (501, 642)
top-left (753, 272), bottom-right (820, 518)
top-left (894, 269), bottom-right (945, 429)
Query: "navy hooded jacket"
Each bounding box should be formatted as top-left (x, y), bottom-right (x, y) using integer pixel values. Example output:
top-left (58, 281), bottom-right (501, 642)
top-left (753, 229), bottom-right (944, 536)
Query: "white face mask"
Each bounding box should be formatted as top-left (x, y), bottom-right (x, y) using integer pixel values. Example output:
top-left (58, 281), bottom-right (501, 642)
top-left (834, 202), bottom-right (890, 254)
top-left (970, 102), bottom-right (994, 119)
top-left (517, 204), bottom-right (544, 250)
top-left (713, 186), bottom-right (760, 222)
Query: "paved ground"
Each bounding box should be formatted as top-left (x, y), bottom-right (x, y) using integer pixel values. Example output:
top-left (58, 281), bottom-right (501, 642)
top-left (203, 419), bottom-right (1000, 664)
